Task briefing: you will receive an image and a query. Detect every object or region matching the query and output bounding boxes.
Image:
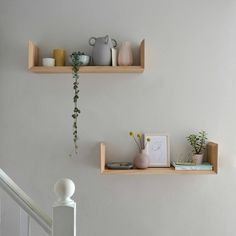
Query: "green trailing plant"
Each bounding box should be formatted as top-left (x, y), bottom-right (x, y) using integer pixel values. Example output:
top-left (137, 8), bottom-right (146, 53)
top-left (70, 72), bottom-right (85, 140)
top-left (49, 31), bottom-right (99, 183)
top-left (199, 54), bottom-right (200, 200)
top-left (186, 130), bottom-right (207, 154)
top-left (129, 131), bottom-right (150, 152)
top-left (70, 51), bottom-right (84, 156)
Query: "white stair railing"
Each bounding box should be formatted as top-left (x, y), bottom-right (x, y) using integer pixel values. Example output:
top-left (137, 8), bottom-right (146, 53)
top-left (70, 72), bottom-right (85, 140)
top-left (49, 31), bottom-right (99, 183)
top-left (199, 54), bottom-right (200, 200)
top-left (0, 187), bottom-right (32, 236)
top-left (0, 168), bottom-right (76, 236)
top-left (0, 168), bottom-right (52, 234)
top-left (20, 208), bottom-right (31, 236)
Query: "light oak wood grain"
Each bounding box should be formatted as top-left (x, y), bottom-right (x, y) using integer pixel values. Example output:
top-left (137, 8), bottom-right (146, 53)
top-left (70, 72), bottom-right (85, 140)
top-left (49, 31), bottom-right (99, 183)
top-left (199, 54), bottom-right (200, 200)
top-left (100, 143), bottom-right (106, 174)
top-left (28, 40), bottom-right (38, 69)
top-left (140, 39), bottom-right (145, 69)
top-left (28, 40), bottom-right (145, 74)
top-left (100, 142), bottom-right (218, 175)
top-left (29, 66), bottom-right (144, 73)
top-left (207, 142), bottom-right (218, 174)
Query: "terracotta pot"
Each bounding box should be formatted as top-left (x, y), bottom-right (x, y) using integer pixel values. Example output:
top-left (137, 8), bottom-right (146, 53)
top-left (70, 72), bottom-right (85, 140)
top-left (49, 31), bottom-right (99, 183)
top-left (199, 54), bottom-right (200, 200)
top-left (133, 150), bottom-right (150, 169)
top-left (192, 154), bottom-right (204, 165)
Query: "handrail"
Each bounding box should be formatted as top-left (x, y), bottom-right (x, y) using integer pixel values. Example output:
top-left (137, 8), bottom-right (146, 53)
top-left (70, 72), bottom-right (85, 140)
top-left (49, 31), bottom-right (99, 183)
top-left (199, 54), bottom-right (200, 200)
top-left (0, 168), bottom-right (52, 235)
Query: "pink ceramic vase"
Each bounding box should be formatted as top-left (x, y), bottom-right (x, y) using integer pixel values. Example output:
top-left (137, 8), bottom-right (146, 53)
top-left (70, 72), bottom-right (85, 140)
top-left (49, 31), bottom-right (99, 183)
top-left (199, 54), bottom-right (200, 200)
top-left (133, 150), bottom-right (150, 169)
top-left (118, 41), bottom-right (133, 66)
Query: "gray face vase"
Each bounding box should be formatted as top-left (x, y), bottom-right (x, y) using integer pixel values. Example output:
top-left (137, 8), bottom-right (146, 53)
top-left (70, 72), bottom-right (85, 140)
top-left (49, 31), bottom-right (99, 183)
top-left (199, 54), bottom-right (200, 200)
top-left (89, 35), bottom-right (117, 66)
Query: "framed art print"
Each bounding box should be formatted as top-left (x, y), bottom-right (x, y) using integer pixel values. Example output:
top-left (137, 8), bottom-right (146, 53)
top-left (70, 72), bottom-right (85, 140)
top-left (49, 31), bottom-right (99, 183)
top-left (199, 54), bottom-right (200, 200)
top-left (145, 134), bottom-right (170, 167)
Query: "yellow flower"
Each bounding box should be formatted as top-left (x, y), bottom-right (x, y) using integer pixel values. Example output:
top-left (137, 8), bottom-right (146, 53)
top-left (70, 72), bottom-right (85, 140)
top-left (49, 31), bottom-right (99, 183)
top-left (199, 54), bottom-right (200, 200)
top-left (129, 131), bottom-right (134, 137)
top-left (137, 133), bottom-right (142, 138)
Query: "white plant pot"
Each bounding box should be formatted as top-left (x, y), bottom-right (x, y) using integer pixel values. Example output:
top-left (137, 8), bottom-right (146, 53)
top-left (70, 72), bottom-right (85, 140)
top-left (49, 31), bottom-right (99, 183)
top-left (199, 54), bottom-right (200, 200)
top-left (192, 154), bottom-right (204, 165)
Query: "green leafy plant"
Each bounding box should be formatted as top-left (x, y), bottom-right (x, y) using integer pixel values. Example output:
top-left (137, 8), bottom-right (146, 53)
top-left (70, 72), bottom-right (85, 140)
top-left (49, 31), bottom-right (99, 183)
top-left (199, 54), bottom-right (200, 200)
top-left (70, 51), bottom-right (84, 156)
top-left (129, 131), bottom-right (150, 152)
top-left (186, 130), bottom-right (207, 154)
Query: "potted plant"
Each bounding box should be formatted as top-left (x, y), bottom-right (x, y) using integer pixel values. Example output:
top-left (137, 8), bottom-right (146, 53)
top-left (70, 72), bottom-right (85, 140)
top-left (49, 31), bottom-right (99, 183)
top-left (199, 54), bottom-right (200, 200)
top-left (69, 51), bottom-right (84, 156)
top-left (186, 130), bottom-right (207, 165)
top-left (69, 51), bottom-right (91, 157)
top-left (69, 52), bottom-right (90, 66)
top-left (129, 132), bottom-right (150, 169)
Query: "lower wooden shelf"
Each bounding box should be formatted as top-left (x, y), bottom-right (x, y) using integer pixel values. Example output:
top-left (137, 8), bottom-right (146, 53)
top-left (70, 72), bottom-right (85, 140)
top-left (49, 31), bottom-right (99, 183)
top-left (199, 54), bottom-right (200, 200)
top-left (100, 142), bottom-right (218, 175)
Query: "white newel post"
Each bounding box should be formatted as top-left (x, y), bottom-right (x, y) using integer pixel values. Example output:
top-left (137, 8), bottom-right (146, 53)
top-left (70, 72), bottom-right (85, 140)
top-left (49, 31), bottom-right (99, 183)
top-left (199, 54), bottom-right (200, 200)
top-left (53, 179), bottom-right (76, 236)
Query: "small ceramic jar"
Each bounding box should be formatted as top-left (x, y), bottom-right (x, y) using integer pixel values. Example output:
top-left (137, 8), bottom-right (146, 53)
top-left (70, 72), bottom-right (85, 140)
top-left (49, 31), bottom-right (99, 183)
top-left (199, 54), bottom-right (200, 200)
top-left (42, 58), bottom-right (55, 67)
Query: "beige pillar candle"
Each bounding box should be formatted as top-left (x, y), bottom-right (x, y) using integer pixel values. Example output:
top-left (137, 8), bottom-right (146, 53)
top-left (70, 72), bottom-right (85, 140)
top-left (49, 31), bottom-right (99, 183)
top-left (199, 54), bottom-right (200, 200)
top-left (53, 49), bottom-right (66, 66)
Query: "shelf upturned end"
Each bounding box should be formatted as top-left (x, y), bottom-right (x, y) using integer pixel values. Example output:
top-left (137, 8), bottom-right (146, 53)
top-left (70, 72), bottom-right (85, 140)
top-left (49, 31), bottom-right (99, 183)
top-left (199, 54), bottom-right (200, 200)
top-left (28, 40), bottom-right (39, 70)
top-left (140, 39), bottom-right (145, 69)
top-left (207, 142), bottom-right (218, 174)
top-left (100, 143), bottom-right (106, 174)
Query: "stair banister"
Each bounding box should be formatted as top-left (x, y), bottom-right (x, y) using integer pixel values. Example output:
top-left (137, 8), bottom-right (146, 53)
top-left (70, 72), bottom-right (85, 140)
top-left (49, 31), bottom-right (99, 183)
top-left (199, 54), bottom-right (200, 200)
top-left (0, 168), bottom-right (76, 236)
top-left (0, 168), bottom-right (52, 234)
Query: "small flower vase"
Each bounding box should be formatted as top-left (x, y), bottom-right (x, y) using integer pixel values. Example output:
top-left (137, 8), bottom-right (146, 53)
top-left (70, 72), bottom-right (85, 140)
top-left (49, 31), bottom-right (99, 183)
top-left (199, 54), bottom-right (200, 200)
top-left (192, 154), bottom-right (204, 165)
top-left (118, 41), bottom-right (133, 66)
top-left (133, 150), bottom-right (150, 169)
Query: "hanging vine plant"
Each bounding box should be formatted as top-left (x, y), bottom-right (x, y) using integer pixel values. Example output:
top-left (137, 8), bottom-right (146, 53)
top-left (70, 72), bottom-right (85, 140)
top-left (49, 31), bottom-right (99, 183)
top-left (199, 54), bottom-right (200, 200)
top-left (70, 51), bottom-right (83, 156)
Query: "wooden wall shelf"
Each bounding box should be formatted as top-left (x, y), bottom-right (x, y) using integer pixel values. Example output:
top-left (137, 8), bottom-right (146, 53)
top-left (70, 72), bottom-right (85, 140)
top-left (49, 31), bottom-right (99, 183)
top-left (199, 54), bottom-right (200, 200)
top-left (28, 40), bottom-right (145, 74)
top-left (100, 142), bottom-right (218, 175)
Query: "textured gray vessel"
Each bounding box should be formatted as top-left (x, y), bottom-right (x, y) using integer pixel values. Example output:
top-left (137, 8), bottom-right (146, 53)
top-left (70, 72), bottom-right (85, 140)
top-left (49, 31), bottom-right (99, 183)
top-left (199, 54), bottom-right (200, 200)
top-left (89, 35), bottom-right (117, 66)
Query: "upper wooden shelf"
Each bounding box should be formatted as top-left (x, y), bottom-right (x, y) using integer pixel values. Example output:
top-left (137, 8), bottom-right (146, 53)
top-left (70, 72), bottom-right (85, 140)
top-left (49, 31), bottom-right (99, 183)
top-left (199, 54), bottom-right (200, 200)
top-left (100, 142), bottom-right (218, 175)
top-left (28, 40), bottom-right (145, 74)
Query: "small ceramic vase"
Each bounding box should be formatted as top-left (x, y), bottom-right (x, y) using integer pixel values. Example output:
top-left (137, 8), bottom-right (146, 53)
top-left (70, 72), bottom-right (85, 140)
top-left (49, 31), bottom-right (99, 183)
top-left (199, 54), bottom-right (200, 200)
top-left (192, 154), bottom-right (203, 165)
top-left (133, 150), bottom-right (150, 169)
top-left (111, 48), bottom-right (118, 66)
top-left (118, 41), bottom-right (133, 66)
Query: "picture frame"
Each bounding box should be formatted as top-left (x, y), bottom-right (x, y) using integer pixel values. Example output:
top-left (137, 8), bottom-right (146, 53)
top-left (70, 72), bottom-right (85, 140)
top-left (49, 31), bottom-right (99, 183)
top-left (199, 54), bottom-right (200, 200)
top-left (144, 134), bottom-right (170, 167)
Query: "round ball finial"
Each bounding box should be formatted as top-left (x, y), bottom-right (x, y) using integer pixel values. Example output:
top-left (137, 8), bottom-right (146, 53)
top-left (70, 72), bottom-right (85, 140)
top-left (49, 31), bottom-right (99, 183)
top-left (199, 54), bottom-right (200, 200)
top-left (54, 178), bottom-right (75, 202)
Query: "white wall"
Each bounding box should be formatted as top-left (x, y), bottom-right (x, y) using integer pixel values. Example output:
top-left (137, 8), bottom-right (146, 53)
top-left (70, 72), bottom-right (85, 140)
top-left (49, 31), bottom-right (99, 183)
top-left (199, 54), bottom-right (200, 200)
top-left (1, 0), bottom-right (236, 235)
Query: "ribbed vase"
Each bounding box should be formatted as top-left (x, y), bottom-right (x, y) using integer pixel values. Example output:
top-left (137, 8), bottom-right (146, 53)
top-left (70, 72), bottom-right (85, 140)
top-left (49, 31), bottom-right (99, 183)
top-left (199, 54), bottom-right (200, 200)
top-left (118, 41), bottom-right (133, 66)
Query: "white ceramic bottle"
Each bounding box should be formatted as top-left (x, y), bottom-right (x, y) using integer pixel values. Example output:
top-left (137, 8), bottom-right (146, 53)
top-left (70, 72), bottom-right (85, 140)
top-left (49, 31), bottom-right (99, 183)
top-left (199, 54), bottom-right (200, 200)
top-left (118, 41), bottom-right (133, 66)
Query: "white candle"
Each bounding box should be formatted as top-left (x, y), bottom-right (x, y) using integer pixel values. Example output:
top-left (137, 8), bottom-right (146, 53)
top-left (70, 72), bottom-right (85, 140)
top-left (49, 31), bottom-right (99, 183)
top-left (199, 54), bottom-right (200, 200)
top-left (42, 58), bottom-right (55, 67)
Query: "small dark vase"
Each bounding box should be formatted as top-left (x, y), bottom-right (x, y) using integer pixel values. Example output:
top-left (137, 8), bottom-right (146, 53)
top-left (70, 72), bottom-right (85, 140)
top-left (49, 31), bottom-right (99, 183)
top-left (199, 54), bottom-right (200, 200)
top-left (133, 150), bottom-right (150, 169)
